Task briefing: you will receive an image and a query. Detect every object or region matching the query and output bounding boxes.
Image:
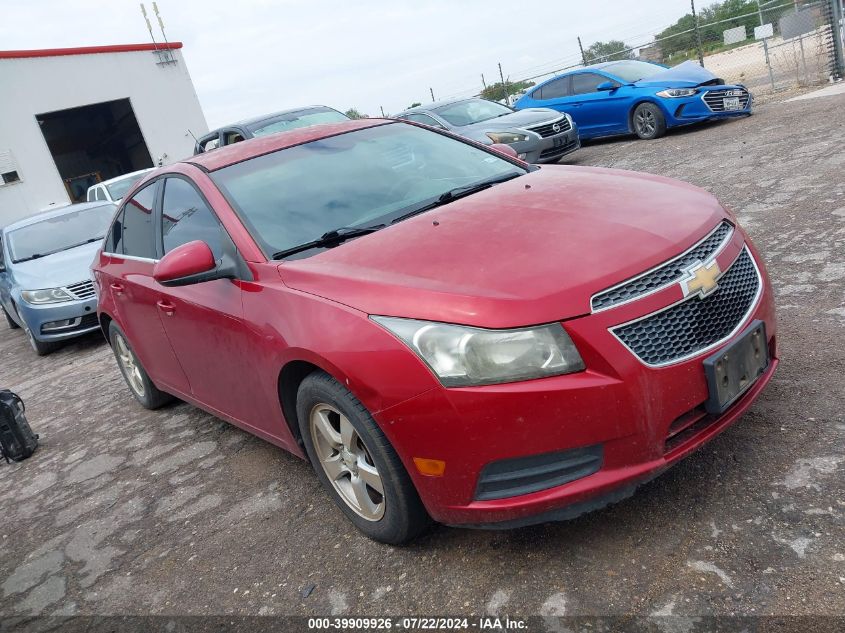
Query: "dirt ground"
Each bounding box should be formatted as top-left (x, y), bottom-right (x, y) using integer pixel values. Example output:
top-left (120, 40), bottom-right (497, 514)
top-left (1, 90), bottom-right (844, 628)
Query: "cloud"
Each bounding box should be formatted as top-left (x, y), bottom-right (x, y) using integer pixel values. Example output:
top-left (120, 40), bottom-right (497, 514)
top-left (0, 0), bottom-right (690, 126)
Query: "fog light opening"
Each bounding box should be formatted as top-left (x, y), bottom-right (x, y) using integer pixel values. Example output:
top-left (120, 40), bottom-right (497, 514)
top-left (41, 318), bottom-right (80, 332)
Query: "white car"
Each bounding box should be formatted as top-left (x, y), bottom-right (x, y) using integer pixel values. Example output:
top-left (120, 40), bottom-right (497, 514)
top-left (86, 169), bottom-right (153, 204)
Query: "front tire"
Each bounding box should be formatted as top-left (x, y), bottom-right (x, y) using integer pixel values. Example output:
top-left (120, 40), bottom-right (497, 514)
top-left (25, 326), bottom-right (58, 356)
top-left (633, 103), bottom-right (666, 140)
top-left (109, 322), bottom-right (173, 409)
top-left (296, 371), bottom-right (431, 544)
top-left (3, 304), bottom-right (20, 329)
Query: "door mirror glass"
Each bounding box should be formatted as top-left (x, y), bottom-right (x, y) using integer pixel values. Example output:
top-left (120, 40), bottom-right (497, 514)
top-left (153, 240), bottom-right (216, 287)
top-left (596, 81), bottom-right (618, 91)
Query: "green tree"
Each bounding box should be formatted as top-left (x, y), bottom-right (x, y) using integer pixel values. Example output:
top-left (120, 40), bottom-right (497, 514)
top-left (583, 40), bottom-right (633, 63)
top-left (479, 80), bottom-right (535, 101)
top-left (344, 108), bottom-right (368, 119)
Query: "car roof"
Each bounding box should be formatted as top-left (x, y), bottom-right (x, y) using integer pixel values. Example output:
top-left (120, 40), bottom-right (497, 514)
top-left (3, 201), bottom-right (115, 232)
top-left (206, 105), bottom-right (343, 135)
top-left (186, 118), bottom-right (393, 172)
top-left (99, 168), bottom-right (154, 186)
top-left (397, 97), bottom-right (487, 117)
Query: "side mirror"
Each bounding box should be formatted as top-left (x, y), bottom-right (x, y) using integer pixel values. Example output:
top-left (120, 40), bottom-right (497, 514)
top-left (488, 143), bottom-right (518, 159)
top-left (153, 240), bottom-right (217, 287)
top-left (596, 81), bottom-right (618, 92)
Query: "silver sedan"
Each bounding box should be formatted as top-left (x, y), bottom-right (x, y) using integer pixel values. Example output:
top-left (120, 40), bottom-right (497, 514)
top-left (394, 97), bottom-right (579, 163)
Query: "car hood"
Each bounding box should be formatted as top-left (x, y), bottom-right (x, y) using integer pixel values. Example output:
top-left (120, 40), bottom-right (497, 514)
top-left (635, 60), bottom-right (724, 88)
top-left (10, 241), bottom-right (100, 290)
top-left (278, 166), bottom-right (727, 329)
top-left (460, 108), bottom-right (564, 134)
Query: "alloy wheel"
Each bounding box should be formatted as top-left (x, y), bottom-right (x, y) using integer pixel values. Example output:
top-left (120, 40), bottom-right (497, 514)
top-left (309, 403), bottom-right (385, 521)
top-left (115, 334), bottom-right (145, 398)
top-left (636, 109), bottom-right (656, 137)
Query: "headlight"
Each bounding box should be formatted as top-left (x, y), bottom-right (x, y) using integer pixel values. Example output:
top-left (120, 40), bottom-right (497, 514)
top-left (486, 131), bottom-right (529, 144)
top-left (372, 317), bottom-right (585, 387)
top-left (656, 88), bottom-right (697, 98)
top-left (20, 288), bottom-right (73, 304)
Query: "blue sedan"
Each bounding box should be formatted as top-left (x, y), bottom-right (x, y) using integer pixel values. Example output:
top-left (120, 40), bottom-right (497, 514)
top-left (0, 202), bottom-right (115, 355)
top-left (515, 60), bottom-right (751, 140)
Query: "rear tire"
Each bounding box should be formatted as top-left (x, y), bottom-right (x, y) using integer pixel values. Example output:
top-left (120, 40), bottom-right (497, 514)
top-left (3, 304), bottom-right (20, 329)
top-left (296, 371), bottom-right (431, 544)
top-left (632, 103), bottom-right (666, 140)
top-left (108, 322), bottom-right (173, 409)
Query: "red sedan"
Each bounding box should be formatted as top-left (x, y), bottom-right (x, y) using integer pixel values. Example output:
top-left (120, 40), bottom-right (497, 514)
top-left (93, 119), bottom-right (777, 543)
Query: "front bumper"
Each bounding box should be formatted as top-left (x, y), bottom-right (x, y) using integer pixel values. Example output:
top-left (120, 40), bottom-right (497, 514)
top-left (662, 86), bottom-right (752, 127)
top-left (521, 127), bottom-right (580, 164)
top-left (16, 297), bottom-right (100, 342)
top-left (374, 233), bottom-right (776, 527)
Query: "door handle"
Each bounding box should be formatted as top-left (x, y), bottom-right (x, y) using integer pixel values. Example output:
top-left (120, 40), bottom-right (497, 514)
top-left (156, 300), bottom-right (176, 316)
top-left (110, 282), bottom-right (124, 295)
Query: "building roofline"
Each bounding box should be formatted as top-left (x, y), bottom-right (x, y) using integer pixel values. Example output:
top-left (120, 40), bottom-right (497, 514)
top-left (0, 42), bottom-right (183, 60)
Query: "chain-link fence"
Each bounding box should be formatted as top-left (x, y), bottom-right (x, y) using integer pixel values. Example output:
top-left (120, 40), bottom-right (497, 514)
top-left (643, 0), bottom-right (841, 96)
top-left (431, 0), bottom-right (844, 107)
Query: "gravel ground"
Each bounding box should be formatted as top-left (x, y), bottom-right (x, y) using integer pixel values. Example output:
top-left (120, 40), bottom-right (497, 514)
top-left (1, 92), bottom-right (843, 626)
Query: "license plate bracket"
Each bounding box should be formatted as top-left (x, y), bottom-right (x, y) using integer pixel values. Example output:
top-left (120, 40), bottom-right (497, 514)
top-left (703, 320), bottom-right (769, 414)
top-left (723, 96), bottom-right (741, 110)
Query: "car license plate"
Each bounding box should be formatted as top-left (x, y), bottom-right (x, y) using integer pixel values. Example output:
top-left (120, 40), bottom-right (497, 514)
top-left (723, 96), bottom-right (741, 110)
top-left (703, 321), bottom-right (768, 414)
top-left (553, 136), bottom-right (565, 147)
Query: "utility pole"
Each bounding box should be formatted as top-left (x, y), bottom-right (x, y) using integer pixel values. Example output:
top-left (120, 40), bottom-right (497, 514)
top-left (498, 62), bottom-right (509, 105)
top-left (380, 106), bottom-right (385, 117)
top-left (481, 73), bottom-right (487, 89)
top-left (430, 87), bottom-right (435, 102)
top-left (577, 36), bottom-right (587, 66)
top-left (690, 0), bottom-right (705, 67)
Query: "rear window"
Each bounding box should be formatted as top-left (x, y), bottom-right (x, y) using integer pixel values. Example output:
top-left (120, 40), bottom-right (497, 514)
top-left (248, 108), bottom-right (350, 137)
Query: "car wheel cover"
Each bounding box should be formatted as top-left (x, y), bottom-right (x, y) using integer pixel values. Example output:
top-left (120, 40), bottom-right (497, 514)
top-left (309, 403), bottom-right (386, 521)
top-left (636, 108), bottom-right (656, 136)
top-left (115, 334), bottom-right (146, 398)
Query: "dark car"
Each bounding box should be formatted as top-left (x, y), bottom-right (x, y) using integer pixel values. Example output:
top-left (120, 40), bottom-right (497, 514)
top-left (194, 106), bottom-right (349, 154)
top-left (395, 98), bottom-right (579, 163)
top-left (515, 60), bottom-right (752, 140)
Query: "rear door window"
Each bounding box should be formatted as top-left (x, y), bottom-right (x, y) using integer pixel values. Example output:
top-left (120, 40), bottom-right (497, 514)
top-left (535, 76), bottom-right (571, 100)
top-left (119, 183), bottom-right (157, 259)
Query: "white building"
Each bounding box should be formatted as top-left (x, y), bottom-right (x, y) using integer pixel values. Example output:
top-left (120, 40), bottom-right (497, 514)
top-left (0, 42), bottom-right (208, 226)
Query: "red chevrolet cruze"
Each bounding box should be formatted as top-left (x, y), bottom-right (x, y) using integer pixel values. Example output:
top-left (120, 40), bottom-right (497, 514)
top-left (93, 119), bottom-right (777, 543)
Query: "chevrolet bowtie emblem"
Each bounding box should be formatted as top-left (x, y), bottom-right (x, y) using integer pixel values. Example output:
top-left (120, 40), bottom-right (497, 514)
top-left (680, 260), bottom-right (721, 299)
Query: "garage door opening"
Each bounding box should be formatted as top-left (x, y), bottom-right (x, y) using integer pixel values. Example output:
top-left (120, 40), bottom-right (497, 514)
top-left (36, 98), bottom-right (154, 202)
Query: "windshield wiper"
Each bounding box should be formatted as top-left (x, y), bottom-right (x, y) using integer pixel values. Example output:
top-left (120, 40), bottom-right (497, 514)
top-left (391, 171), bottom-right (523, 225)
top-left (272, 224), bottom-right (386, 260)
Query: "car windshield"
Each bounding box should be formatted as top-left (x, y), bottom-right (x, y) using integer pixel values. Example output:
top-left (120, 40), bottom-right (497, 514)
top-left (105, 172), bottom-right (148, 201)
top-left (7, 204), bottom-right (114, 263)
top-left (433, 99), bottom-right (513, 126)
top-left (603, 60), bottom-right (666, 83)
top-left (247, 108), bottom-right (350, 137)
top-left (210, 122), bottom-right (526, 258)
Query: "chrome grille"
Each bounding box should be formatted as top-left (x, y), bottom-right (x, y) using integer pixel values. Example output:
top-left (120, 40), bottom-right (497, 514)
top-left (65, 280), bottom-right (96, 300)
top-left (612, 247), bottom-right (760, 366)
top-left (592, 222), bottom-right (733, 311)
top-left (526, 117), bottom-right (571, 138)
top-left (702, 88), bottom-right (750, 112)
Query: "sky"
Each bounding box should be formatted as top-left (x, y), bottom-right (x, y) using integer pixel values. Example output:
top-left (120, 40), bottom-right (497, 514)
top-left (1, 0), bottom-right (694, 128)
